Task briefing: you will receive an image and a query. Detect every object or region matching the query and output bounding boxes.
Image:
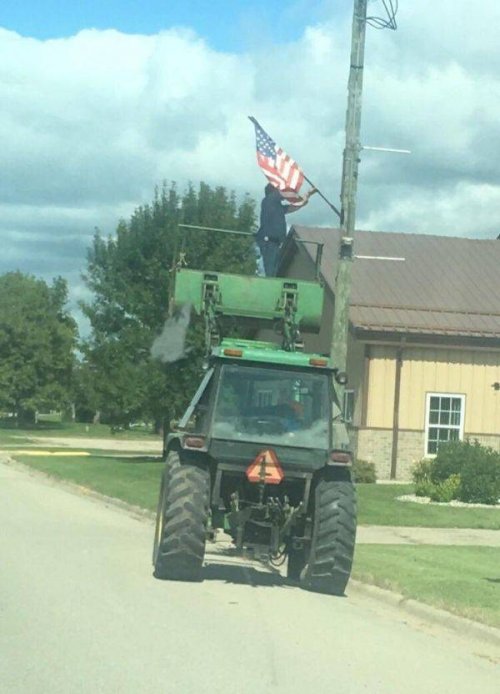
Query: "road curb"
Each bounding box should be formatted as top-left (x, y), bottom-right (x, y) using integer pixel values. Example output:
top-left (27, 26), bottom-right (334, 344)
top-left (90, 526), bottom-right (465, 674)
top-left (0, 455), bottom-right (156, 523)
top-left (2, 455), bottom-right (499, 651)
top-left (348, 579), bottom-right (500, 650)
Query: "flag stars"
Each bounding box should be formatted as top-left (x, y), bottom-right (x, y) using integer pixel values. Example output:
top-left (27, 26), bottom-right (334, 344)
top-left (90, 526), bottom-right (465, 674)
top-left (251, 117), bottom-right (305, 204)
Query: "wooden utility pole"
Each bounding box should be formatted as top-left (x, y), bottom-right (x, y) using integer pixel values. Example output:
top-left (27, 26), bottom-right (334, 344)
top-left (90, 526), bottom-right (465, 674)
top-left (330, 0), bottom-right (368, 388)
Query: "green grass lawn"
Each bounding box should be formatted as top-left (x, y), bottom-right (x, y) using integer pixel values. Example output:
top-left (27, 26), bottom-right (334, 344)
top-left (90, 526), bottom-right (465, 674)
top-left (14, 454), bottom-right (163, 511)
top-left (357, 483), bottom-right (500, 530)
top-left (353, 545), bottom-right (500, 628)
top-left (8, 450), bottom-right (500, 529)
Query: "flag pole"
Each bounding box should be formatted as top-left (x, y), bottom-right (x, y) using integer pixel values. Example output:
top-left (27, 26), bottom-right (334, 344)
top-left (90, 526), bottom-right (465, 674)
top-left (303, 175), bottom-right (341, 218)
top-left (249, 116), bottom-right (341, 219)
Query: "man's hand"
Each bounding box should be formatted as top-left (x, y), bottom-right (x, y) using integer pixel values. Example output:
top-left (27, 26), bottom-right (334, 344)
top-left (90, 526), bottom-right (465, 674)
top-left (284, 187), bottom-right (318, 214)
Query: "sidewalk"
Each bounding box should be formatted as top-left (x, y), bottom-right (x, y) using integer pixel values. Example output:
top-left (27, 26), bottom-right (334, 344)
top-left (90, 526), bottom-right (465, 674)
top-left (357, 525), bottom-right (500, 546)
top-left (23, 436), bottom-right (163, 453)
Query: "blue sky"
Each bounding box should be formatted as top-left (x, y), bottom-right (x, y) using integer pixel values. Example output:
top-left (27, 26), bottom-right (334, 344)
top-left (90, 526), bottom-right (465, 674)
top-left (2, 1), bottom-right (500, 334)
top-left (1, 1), bottom-right (345, 51)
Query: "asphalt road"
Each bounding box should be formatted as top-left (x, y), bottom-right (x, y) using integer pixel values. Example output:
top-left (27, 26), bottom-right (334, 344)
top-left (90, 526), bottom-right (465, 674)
top-left (1, 462), bottom-right (498, 694)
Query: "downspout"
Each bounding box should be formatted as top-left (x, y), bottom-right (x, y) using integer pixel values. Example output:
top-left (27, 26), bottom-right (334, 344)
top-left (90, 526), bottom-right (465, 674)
top-left (390, 341), bottom-right (405, 480)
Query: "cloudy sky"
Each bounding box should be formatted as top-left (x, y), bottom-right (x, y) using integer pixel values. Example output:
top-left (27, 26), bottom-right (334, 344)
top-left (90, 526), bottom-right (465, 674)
top-left (2, 1), bottom-right (500, 332)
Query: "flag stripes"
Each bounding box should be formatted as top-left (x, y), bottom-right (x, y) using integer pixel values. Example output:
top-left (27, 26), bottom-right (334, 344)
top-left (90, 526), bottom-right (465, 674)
top-left (250, 117), bottom-right (305, 204)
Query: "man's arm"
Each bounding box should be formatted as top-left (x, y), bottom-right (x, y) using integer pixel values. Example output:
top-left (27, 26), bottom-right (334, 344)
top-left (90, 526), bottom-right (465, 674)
top-left (283, 187), bottom-right (318, 214)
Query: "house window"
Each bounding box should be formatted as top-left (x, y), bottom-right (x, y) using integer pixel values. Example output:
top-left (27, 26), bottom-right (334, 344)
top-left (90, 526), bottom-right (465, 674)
top-left (343, 389), bottom-right (355, 424)
top-left (257, 389), bottom-right (273, 408)
top-left (425, 393), bottom-right (465, 456)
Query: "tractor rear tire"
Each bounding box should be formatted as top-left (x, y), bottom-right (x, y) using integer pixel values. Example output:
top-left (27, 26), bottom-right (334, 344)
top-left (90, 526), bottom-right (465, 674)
top-left (153, 451), bottom-right (209, 582)
top-left (152, 450), bottom-right (180, 566)
top-left (300, 470), bottom-right (357, 596)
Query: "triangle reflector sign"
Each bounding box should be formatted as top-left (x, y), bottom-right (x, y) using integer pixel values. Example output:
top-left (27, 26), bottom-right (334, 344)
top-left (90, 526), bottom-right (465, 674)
top-left (246, 449), bottom-right (284, 485)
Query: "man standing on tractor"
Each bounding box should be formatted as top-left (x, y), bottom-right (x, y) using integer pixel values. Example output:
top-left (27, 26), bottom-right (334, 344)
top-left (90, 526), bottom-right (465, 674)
top-left (256, 183), bottom-right (317, 276)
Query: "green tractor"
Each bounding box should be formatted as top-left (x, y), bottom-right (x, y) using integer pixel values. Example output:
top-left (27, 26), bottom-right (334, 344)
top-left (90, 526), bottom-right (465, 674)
top-left (152, 267), bottom-right (356, 595)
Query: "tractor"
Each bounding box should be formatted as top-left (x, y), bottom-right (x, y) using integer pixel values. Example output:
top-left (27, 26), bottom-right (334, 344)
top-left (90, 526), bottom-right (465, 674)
top-left (152, 265), bottom-right (356, 595)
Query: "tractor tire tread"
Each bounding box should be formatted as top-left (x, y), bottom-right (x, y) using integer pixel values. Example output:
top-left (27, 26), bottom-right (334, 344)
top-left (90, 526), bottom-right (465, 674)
top-left (301, 477), bottom-right (357, 596)
top-left (153, 454), bottom-right (209, 582)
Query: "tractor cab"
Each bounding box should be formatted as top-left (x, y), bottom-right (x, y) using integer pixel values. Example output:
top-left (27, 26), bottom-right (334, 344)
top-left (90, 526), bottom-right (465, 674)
top-left (153, 267), bottom-right (356, 595)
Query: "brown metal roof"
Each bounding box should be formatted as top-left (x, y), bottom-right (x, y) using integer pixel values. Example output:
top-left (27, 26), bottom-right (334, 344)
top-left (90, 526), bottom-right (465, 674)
top-left (289, 226), bottom-right (500, 338)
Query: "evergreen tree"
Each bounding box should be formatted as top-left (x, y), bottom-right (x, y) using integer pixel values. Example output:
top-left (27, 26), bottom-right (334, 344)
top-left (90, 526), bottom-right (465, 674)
top-left (81, 182), bottom-right (256, 430)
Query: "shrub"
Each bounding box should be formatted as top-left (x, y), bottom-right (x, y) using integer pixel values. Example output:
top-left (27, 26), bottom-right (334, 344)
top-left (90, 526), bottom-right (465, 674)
top-left (459, 447), bottom-right (500, 505)
top-left (412, 459), bottom-right (433, 496)
top-left (353, 459), bottom-right (377, 483)
top-left (428, 474), bottom-right (461, 503)
top-left (415, 479), bottom-right (435, 498)
top-left (430, 440), bottom-right (479, 483)
top-left (413, 441), bottom-right (500, 505)
top-left (412, 459), bottom-right (432, 484)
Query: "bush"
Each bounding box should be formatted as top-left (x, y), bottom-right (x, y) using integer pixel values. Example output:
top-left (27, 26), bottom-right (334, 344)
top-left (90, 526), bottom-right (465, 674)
top-left (430, 440), bottom-right (478, 482)
top-left (414, 441), bottom-right (500, 505)
top-left (428, 474), bottom-right (461, 503)
top-left (414, 479), bottom-right (434, 497)
top-left (459, 447), bottom-right (500, 505)
top-left (412, 459), bottom-right (433, 496)
top-left (412, 459), bottom-right (432, 484)
top-left (412, 459), bottom-right (460, 501)
top-left (353, 459), bottom-right (377, 483)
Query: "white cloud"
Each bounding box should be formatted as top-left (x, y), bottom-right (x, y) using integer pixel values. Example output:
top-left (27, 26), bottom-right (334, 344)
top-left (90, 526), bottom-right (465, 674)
top-left (2, 2), bottom-right (500, 332)
top-left (361, 182), bottom-right (500, 237)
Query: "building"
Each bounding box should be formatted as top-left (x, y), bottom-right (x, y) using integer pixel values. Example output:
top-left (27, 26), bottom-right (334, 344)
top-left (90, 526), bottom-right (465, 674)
top-left (279, 226), bottom-right (500, 480)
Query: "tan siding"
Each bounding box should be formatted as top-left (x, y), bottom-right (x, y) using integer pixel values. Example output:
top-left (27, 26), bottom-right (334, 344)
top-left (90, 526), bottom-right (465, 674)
top-left (470, 350), bottom-right (484, 429)
top-left (396, 347), bottom-right (500, 434)
top-left (366, 345), bottom-right (396, 428)
top-left (467, 351), bottom-right (500, 433)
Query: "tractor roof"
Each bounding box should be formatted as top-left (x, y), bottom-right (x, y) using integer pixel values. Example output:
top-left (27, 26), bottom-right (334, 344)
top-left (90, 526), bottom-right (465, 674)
top-left (211, 339), bottom-right (333, 370)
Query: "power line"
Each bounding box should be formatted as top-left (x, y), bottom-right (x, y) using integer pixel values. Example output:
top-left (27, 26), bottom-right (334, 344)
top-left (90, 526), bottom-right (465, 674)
top-left (367, 0), bottom-right (398, 30)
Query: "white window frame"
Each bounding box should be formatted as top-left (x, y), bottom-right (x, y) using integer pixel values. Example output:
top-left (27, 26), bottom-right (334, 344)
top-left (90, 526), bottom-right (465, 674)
top-left (343, 389), bottom-right (355, 424)
top-left (257, 389), bottom-right (273, 408)
top-left (424, 392), bottom-right (465, 457)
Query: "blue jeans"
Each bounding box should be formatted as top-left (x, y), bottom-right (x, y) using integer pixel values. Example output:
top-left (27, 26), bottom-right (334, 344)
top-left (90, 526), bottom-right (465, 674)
top-left (258, 240), bottom-right (280, 276)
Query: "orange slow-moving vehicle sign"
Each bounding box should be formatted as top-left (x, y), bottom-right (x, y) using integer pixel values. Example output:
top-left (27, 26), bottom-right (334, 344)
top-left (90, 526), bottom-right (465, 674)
top-left (246, 449), bottom-right (284, 485)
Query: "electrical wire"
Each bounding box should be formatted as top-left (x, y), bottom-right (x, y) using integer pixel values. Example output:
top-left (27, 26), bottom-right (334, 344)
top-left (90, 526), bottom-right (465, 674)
top-left (367, 0), bottom-right (398, 30)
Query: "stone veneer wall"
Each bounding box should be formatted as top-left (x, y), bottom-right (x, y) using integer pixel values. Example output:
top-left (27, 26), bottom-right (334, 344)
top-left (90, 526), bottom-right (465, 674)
top-left (352, 428), bottom-right (425, 480)
top-left (464, 433), bottom-right (500, 451)
top-left (350, 428), bottom-right (500, 480)
top-left (347, 428), bottom-right (358, 455)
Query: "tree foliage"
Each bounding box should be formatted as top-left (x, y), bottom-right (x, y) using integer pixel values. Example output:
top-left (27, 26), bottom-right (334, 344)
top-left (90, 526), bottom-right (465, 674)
top-left (0, 272), bottom-right (77, 422)
top-left (81, 182), bottom-right (256, 429)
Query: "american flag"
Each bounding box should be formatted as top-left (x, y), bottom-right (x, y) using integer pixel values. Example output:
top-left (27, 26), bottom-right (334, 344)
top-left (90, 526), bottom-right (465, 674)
top-left (249, 117), bottom-right (305, 204)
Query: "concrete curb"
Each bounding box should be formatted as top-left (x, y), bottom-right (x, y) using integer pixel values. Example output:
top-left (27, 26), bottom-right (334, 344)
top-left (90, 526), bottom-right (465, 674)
top-left (348, 579), bottom-right (500, 651)
top-left (2, 455), bottom-right (499, 652)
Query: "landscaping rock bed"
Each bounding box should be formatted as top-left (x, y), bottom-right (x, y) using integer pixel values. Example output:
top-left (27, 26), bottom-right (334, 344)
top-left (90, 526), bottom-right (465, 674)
top-left (398, 494), bottom-right (500, 510)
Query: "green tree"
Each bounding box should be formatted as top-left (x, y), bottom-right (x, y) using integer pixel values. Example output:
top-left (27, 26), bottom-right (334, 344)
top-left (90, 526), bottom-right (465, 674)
top-left (81, 182), bottom-right (256, 431)
top-left (0, 272), bottom-right (77, 424)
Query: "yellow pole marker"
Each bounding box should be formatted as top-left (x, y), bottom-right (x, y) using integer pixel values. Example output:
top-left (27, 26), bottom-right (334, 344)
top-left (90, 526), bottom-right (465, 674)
top-left (5, 450), bottom-right (91, 457)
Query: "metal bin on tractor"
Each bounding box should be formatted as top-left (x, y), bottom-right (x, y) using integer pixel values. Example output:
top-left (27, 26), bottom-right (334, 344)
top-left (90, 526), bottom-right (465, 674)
top-left (152, 267), bottom-right (357, 595)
